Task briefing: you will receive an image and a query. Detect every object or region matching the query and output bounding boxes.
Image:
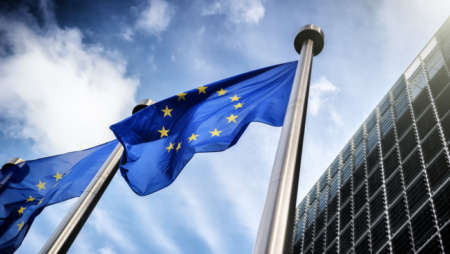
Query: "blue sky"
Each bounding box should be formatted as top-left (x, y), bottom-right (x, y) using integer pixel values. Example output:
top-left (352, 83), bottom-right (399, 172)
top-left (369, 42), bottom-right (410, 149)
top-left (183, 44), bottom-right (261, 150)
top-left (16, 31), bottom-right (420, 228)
top-left (1, 0), bottom-right (450, 253)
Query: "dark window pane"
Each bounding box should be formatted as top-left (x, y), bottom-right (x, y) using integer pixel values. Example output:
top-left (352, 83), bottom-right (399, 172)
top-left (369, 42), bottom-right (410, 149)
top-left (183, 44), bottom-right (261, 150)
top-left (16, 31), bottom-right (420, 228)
top-left (429, 67), bottom-right (450, 98)
top-left (388, 196), bottom-right (408, 234)
top-left (402, 149), bottom-right (423, 187)
top-left (391, 225), bottom-right (414, 254)
top-left (426, 151), bottom-right (450, 192)
top-left (416, 235), bottom-right (442, 254)
top-left (369, 193), bottom-right (385, 222)
top-left (386, 170), bottom-right (403, 206)
top-left (399, 128), bottom-right (417, 159)
top-left (416, 108), bottom-right (437, 139)
top-left (410, 202), bottom-right (437, 250)
top-left (411, 88), bottom-right (431, 119)
top-left (433, 178), bottom-right (450, 227)
top-left (406, 174), bottom-right (429, 215)
top-left (371, 218), bottom-right (388, 253)
top-left (383, 148), bottom-right (400, 180)
top-left (435, 83), bottom-right (450, 118)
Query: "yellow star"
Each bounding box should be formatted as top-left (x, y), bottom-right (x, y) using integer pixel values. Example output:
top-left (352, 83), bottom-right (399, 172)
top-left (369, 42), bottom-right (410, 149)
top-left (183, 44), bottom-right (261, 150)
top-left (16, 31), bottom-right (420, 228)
top-left (226, 114), bottom-right (238, 123)
top-left (53, 182), bottom-right (59, 188)
top-left (233, 102), bottom-right (244, 109)
top-left (197, 86), bottom-right (208, 94)
top-left (17, 221), bottom-right (24, 231)
top-left (26, 195), bottom-right (35, 202)
top-left (18, 206), bottom-right (26, 215)
top-left (53, 172), bottom-right (63, 181)
top-left (210, 128), bottom-right (222, 137)
top-left (177, 92), bottom-right (187, 101)
top-left (188, 133), bottom-right (199, 142)
top-left (38, 198), bottom-right (43, 206)
top-left (229, 94), bottom-right (240, 102)
top-left (166, 142), bottom-right (174, 152)
top-left (158, 126), bottom-right (170, 138)
top-left (176, 142), bottom-right (182, 152)
top-left (217, 88), bottom-right (227, 96)
top-left (36, 180), bottom-right (46, 191)
top-left (161, 105), bottom-right (173, 117)
top-left (65, 170), bottom-right (71, 175)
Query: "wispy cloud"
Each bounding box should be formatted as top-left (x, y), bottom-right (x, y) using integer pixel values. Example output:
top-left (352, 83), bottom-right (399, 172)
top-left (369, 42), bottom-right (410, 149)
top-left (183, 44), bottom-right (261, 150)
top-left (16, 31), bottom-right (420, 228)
top-left (0, 17), bottom-right (139, 156)
top-left (120, 27), bottom-right (134, 42)
top-left (136, 0), bottom-right (174, 36)
top-left (202, 0), bottom-right (265, 25)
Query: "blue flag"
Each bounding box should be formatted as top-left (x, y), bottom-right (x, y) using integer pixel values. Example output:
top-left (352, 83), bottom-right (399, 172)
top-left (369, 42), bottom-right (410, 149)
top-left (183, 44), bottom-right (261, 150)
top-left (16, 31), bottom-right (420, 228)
top-left (0, 140), bottom-right (118, 253)
top-left (110, 61), bottom-right (297, 196)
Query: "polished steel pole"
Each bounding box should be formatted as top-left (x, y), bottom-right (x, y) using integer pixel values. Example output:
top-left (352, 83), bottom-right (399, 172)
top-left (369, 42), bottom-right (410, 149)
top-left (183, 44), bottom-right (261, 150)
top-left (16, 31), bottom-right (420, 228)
top-left (252, 25), bottom-right (324, 254)
top-left (39, 99), bottom-right (155, 254)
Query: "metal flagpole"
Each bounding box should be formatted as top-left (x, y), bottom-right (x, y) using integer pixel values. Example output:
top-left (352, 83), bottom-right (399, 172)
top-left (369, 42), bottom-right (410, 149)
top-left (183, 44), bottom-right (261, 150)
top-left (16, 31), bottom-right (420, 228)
top-left (39, 99), bottom-right (155, 254)
top-left (252, 25), bottom-right (324, 254)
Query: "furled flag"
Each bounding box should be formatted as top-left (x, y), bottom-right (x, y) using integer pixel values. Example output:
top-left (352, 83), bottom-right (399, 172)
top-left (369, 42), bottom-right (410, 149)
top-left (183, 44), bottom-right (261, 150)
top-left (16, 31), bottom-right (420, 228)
top-left (0, 140), bottom-right (118, 253)
top-left (110, 61), bottom-right (297, 196)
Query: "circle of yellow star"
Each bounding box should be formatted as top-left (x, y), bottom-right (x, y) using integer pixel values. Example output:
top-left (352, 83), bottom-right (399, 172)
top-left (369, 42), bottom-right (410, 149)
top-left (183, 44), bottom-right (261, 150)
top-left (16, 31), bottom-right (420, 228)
top-left (161, 105), bottom-right (173, 117)
top-left (53, 171), bottom-right (63, 181)
top-left (36, 180), bottom-right (46, 191)
top-left (233, 102), bottom-right (244, 109)
top-left (229, 94), bottom-right (240, 102)
top-left (197, 86), bottom-right (208, 94)
top-left (226, 114), bottom-right (238, 123)
top-left (210, 128), bottom-right (222, 137)
top-left (176, 142), bottom-right (182, 152)
top-left (188, 133), bottom-right (199, 142)
top-left (26, 195), bottom-right (35, 202)
top-left (216, 88), bottom-right (227, 96)
top-left (177, 92), bottom-right (187, 101)
top-left (158, 126), bottom-right (170, 138)
top-left (166, 142), bottom-right (174, 152)
top-left (18, 206), bottom-right (26, 215)
top-left (17, 221), bottom-right (24, 231)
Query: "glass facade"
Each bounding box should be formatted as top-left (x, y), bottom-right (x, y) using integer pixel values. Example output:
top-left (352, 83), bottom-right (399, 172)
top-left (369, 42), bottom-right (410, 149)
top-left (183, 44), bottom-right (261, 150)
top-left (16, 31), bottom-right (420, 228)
top-left (292, 17), bottom-right (450, 254)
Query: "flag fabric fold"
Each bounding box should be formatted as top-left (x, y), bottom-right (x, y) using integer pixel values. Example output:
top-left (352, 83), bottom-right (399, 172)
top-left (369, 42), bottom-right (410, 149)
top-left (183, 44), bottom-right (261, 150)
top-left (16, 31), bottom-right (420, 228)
top-left (110, 61), bottom-right (297, 196)
top-left (0, 140), bottom-right (118, 253)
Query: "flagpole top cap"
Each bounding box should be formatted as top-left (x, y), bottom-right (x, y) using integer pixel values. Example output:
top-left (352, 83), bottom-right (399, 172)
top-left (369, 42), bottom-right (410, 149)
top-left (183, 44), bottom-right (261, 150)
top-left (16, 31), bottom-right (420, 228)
top-left (132, 99), bottom-right (156, 115)
top-left (294, 24), bottom-right (324, 56)
top-left (2, 157), bottom-right (25, 170)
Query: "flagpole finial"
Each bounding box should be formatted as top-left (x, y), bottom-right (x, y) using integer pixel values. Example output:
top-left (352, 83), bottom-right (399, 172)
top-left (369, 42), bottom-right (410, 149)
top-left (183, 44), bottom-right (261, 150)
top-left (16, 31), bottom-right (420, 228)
top-left (1, 157), bottom-right (25, 170)
top-left (294, 24), bottom-right (324, 56)
top-left (133, 99), bottom-right (156, 115)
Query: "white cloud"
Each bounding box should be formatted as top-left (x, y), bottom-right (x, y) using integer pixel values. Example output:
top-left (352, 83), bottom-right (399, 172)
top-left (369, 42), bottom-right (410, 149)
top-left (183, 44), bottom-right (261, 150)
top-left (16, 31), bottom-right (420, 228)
top-left (98, 246), bottom-right (117, 254)
top-left (120, 27), bottom-right (134, 41)
top-left (136, 0), bottom-right (174, 36)
top-left (0, 18), bottom-right (139, 156)
top-left (202, 0), bottom-right (265, 25)
top-left (309, 76), bottom-right (339, 116)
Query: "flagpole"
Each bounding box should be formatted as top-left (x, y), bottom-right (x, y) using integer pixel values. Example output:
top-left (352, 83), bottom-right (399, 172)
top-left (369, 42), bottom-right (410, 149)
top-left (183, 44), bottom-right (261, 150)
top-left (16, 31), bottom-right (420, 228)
top-left (39, 99), bottom-right (155, 254)
top-left (252, 25), bottom-right (324, 254)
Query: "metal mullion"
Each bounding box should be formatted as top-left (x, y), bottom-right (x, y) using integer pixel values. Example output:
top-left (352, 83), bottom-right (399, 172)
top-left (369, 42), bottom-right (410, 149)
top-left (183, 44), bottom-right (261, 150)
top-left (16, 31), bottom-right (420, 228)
top-left (417, 55), bottom-right (446, 251)
top-left (336, 153), bottom-right (343, 254)
top-left (388, 89), bottom-right (416, 249)
top-left (349, 139), bottom-right (356, 253)
top-left (404, 71), bottom-right (443, 252)
top-left (419, 53), bottom-right (450, 161)
top-left (362, 123), bottom-right (374, 253)
top-left (299, 195), bottom-right (310, 253)
top-left (310, 184), bottom-right (319, 253)
top-left (374, 107), bottom-right (394, 253)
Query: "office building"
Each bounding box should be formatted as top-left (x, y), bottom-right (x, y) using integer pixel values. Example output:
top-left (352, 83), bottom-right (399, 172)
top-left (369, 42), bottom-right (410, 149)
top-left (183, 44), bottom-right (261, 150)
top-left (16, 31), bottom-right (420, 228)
top-left (292, 18), bottom-right (450, 254)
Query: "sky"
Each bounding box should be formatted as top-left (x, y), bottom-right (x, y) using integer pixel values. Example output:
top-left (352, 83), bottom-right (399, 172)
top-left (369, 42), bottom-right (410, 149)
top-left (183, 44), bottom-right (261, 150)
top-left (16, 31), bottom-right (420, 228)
top-left (0, 0), bottom-right (450, 253)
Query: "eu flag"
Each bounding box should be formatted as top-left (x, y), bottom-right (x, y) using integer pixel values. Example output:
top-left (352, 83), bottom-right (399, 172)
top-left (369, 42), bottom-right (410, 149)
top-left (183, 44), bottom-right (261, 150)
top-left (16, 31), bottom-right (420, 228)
top-left (0, 140), bottom-right (118, 253)
top-left (110, 61), bottom-right (297, 196)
